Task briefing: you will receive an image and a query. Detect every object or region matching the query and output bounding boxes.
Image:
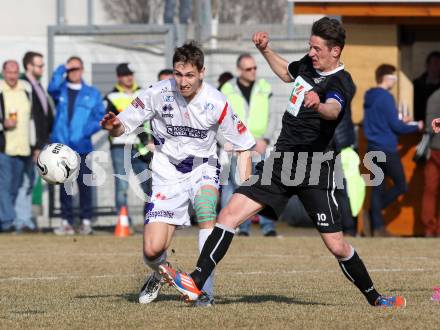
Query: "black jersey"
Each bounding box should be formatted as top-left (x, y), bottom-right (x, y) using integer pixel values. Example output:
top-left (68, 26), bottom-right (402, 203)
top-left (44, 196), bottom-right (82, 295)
top-left (275, 55), bottom-right (355, 152)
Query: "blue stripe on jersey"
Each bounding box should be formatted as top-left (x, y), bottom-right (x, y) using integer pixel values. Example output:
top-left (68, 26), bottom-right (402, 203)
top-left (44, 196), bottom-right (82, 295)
top-left (325, 91), bottom-right (345, 109)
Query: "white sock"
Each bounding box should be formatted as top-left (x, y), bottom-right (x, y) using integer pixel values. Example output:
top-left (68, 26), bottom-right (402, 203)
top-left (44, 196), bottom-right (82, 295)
top-left (199, 228), bottom-right (215, 298)
top-left (143, 251), bottom-right (167, 280)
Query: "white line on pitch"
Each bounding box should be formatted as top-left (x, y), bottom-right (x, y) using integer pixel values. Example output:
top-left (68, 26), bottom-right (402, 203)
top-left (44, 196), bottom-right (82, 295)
top-left (227, 268), bottom-right (427, 276)
top-left (0, 274), bottom-right (137, 282)
top-left (0, 252), bottom-right (434, 261)
top-left (0, 268), bottom-right (428, 283)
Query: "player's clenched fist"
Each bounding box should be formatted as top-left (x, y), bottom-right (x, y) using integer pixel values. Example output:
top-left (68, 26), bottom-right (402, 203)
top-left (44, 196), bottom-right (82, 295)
top-left (252, 32), bottom-right (269, 51)
top-left (432, 118), bottom-right (440, 133)
top-left (100, 112), bottom-right (123, 136)
top-left (304, 91), bottom-right (320, 111)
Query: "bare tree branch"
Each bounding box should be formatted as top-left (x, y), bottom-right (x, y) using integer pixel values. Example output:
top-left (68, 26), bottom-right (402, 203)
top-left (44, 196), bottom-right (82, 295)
top-left (103, 0), bottom-right (287, 25)
top-left (219, 0), bottom-right (287, 24)
top-left (102, 0), bottom-right (163, 24)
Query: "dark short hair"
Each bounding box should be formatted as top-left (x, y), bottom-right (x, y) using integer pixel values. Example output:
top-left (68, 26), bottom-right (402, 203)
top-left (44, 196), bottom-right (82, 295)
top-left (217, 71), bottom-right (234, 90)
top-left (23, 51), bottom-right (43, 71)
top-left (172, 41), bottom-right (204, 71)
top-left (375, 64), bottom-right (396, 84)
top-left (311, 17), bottom-right (346, 50)
top-left (426, 51), bottom-right (440, 65)
top-left (157, 68), bottom-right (173, 80)
top-left (218, 71), bottom-right (233, 84)
top-left (236, 53), bottom-right (253, 68)
top-left (67, 56), bottom-right (84, 67)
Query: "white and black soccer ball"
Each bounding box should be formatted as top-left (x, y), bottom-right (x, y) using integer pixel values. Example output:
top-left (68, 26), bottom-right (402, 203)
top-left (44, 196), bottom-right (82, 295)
top-left (37, 143), bottom-right (80, 184)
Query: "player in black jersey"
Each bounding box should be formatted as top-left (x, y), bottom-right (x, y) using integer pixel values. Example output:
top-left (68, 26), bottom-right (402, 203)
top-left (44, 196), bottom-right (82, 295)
top-left (160, 17), bottom-right (406, 308)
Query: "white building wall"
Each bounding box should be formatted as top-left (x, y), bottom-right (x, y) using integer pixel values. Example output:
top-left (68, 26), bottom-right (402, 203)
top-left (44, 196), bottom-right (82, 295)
top-left (0, 0), bottom-right (116, 38)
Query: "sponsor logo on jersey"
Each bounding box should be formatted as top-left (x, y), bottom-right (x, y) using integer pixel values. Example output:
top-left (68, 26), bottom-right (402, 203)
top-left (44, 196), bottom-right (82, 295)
top-left (155, 192), bottom-right (167, 200)
top-left (146, 210), bottom-right (175, 219)
top-left (313, 76), bottom-right (326, 84)
top-left (162, 104), bottom-right (173, 111)
top-left (131, 97), bottom-right (145, 109)
top-left (290, 82), bottom-right (305, 104)
top-left (230, 113), bottom-right (247, 134)
top-left (195, 174), bottom-right (219, 184)
top-left (204, 102), bottom-right (214, 111)
top-left (166, 125), bottom-right (208, 139)
top-left (162, 95), bottom-right (175, 102)
top-left (237, 121), bottom-right (247, 134)
top-left (162, 104), bottom-right (174, 118)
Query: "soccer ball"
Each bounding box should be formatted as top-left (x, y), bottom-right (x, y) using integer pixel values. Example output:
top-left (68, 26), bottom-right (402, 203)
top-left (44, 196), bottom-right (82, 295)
top-left (37, 143), bottom-right (80, 184)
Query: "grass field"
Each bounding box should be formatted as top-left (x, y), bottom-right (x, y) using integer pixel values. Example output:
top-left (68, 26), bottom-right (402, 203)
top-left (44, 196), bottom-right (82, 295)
top-left (1, 225), bottom-right (439, 329)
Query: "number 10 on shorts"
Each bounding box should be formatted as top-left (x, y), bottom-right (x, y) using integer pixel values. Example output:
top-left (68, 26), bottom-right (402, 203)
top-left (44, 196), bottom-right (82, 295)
top-left (317, 213), bottom-right (327, 222)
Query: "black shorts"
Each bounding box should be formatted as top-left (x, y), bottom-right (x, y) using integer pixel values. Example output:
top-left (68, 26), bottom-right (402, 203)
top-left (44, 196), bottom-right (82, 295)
top-left (235, 152), bottom-right (342, 233)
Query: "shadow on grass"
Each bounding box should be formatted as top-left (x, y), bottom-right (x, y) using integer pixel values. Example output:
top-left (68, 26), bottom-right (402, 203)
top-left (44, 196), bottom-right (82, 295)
top-left (11, 310), bottom-right (45, 314)
top-left (74, 293), bottom-right (179, 303)
top-left (74, 293), bottom-right (330, 306)
top-left (214, 294), bottom-right (331, 306)
top-left (389, 288), bottom-right (429, 293)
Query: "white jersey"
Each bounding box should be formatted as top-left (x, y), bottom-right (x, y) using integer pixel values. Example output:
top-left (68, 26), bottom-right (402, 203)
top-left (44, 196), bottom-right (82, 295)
top-left (117, 79), bottom-right (255, 183)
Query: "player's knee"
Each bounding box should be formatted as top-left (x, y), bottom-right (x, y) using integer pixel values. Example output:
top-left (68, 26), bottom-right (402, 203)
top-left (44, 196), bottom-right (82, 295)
top-left (327, 241), bottom-right (350, 259)
top-left (217, 205), bottom-right (238, 228)
top-left (143, 244), bottom-right (163, 261)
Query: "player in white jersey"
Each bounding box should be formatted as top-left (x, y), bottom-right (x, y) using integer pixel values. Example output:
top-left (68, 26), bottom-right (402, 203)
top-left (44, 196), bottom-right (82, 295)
top-left (100, 42), bottom-right (255, 306)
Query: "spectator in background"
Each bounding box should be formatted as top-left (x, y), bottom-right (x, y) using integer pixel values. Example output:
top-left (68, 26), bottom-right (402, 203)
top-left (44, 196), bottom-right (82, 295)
top-left (332, 92), bottom-right (364, 237)
top-left (23, 52), bottom-right (54, 155)
top-left (13, 51), bottom-right (54, 233)
top-left (158, 69), bottom-right (173, 81)
top-left (105, 63), bottom-right (150, 218)
top-left (413, 51), bottom-right (440, 122)
top-left (48, 56), bottom-right (105, 235)
top-left (220, 53), bottom-right (277, 237)
top-left (428, 116), bottom-right (440, 299)
top-left (217, 71), bottom-right (233, 90)
top-left (0, 60), bottom-right (32, 233)
top-left (422, 88), bottom-right (440, 237)
top-left (364, 64), bottom-right (423, 236)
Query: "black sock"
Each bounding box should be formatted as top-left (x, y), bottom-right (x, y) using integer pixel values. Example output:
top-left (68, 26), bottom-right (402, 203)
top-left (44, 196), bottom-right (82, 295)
top-left (338, 250), bottom-right (381, 305)
top-left (190, 223), bottom-right (235, 290)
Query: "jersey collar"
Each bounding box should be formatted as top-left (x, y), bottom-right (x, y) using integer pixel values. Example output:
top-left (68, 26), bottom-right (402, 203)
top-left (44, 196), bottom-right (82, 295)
top-left (315, 63), bottom-right (344, 76)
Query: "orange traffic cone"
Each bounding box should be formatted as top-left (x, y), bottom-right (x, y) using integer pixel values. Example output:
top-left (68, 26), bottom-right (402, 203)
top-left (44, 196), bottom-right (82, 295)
top-left (114, 206), bottom-right (130, 237)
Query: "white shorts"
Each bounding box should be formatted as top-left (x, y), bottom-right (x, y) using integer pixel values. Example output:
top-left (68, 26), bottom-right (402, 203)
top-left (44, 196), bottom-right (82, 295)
top-left (145, 162), bottom-right (220, 228)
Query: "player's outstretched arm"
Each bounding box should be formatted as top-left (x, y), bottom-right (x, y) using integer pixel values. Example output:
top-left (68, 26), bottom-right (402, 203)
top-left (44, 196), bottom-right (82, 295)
top-left (100, 112), bottom-right (125, 137)
top-left (432, 118), bottom-right (440, 133)
top-left (252, 32), bottom-right (292, 83)
top-left (236, 150), bottom-right (253, 184)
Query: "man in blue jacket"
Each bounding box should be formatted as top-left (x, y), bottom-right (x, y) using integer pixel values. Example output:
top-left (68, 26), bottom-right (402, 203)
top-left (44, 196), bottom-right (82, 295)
top-left (48, 56), bottom-right (105, 235)
top-left (363, 64), bottom-right (423, 236)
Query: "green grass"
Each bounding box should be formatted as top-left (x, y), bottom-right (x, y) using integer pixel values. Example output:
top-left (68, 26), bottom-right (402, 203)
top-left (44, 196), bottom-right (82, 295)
top-left (1, 227), bottom-right (439, 329)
